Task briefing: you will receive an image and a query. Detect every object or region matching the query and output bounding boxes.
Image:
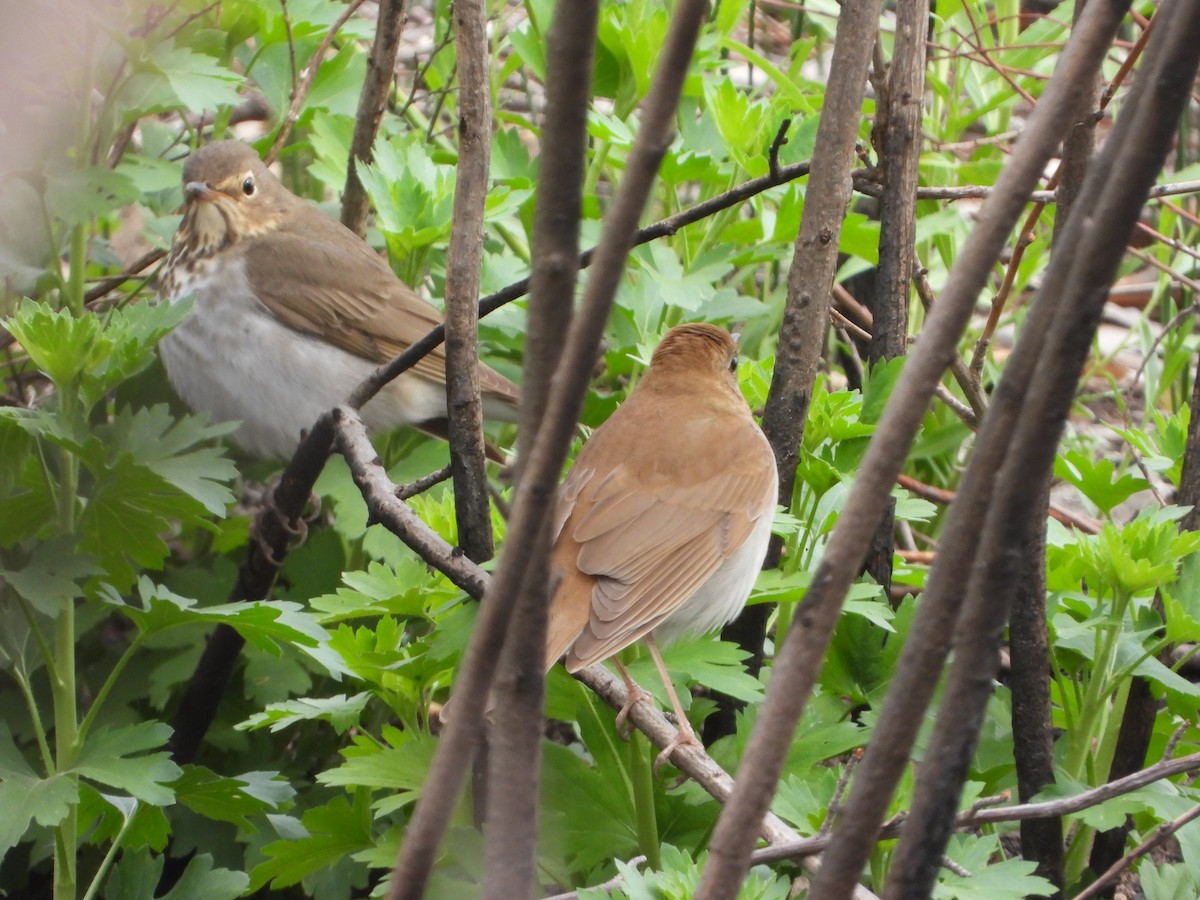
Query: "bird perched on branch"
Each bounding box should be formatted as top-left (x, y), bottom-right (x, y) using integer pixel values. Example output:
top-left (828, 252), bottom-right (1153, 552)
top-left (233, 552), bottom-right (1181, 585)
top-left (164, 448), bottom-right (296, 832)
top-left (545, 322), bottom-right (777, 766)
top-left (158, 140), bottom-right (520, 460)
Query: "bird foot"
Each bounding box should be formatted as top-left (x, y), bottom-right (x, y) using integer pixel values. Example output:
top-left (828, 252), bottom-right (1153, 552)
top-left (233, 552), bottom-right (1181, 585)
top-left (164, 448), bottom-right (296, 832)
top-left (614, 684), bottom-right (655, 740)
top-left (250, 483), bottom-right (315, 565)
top-left (653, 726), bottom-right (701, 775)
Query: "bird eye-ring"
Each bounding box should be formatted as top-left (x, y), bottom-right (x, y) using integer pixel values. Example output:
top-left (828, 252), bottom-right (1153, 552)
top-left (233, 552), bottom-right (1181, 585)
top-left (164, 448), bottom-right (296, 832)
top-left (241, 174), bottom-right (256, 197)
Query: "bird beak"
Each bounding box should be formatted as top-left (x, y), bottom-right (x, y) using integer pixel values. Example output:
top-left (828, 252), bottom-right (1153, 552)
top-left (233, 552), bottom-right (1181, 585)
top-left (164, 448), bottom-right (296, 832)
top-left (185, 181), bottom-right (217, 201)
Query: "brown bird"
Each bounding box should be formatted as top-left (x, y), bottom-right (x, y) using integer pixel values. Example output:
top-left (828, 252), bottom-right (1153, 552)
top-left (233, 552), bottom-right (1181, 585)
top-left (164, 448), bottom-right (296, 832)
top-left (158, 140), bottom-right (519, 460)
top-left (545, 322), bottom-right (777, 765)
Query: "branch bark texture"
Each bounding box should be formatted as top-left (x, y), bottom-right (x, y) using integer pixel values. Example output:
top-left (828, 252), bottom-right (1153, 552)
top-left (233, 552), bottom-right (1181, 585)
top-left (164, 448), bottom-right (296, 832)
top-left (883, 2), bottom-right (1200, 893)
top-left (863, 0), bottom-right (929, 597)
top-left (341, 0), bottom-right (408, 236)
top-left (443, 0), bottom-right (494, 564)
top-left (482, 3), bottom-right (600, 898)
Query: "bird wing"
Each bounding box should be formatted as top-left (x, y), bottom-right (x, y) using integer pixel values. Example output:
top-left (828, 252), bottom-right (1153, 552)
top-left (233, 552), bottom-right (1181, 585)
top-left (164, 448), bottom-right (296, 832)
top-left (243, 223), bottom-right (519, 405)
top-left (560, 443), bottom-right (776, 670)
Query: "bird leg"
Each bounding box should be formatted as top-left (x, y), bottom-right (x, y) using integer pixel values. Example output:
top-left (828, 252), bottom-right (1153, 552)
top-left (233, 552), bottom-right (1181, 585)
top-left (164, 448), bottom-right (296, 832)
top-left (249, 476), bottom-right (314, 565)
top-left (611, 658), bottom-right (655, 740)
top-left (644, 635), bottom-right (701, 773)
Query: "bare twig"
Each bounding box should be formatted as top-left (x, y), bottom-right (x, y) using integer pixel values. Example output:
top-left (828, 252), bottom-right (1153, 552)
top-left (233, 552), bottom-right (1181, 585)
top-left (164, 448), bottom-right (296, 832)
top-left (386, 4), bottom-right (711, 896)
top-left (749, 750), bottom-right (1200, 866)
top-left (83, 248), bottom-right (165, 305)
top-left (913, 267), bottom-right (988, 419)
top-left (699, 1), bottom-right (1135, 896)
top-left (394, 465), bottom-right (451, 501)
top-left (346, 157), bottom-right (821, 412)
top-left (443, 0), bottom-right (494, 565)
top-left (854, 178), bottom-right (1200, 202)
top-left (266, 0), bottom-right (368, 164)
top-left (698, 0), bottom-right (887, 890)
top-left (341, 0), bottom-right (407, 236)
top-left (768, 118), bottom-right (791, 178)
top-left (333, 407), bottom-right (488, 596)
top-left (1076, 803), bottom-right (1200, 900)
top-left (481, 2), bottom-right (599, 897)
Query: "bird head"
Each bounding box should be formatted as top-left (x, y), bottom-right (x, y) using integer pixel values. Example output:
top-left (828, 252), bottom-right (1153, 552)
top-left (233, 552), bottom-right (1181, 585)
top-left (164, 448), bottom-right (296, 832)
top-left (646, 322), bottom-right (740, 390)
top-left (176, 141), bottom-right (293, 256)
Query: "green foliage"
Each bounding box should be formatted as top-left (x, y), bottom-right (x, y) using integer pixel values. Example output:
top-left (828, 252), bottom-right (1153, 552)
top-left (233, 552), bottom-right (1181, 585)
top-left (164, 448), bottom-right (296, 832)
top-left (2, 0), bottom-right (1198, 896)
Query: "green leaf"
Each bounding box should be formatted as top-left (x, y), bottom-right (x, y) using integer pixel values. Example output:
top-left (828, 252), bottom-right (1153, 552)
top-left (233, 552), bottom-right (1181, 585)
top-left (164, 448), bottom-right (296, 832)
top-left (68, 721), bottom-right (181, 805)
top-left (0, 412), bottom-right (34, 497)
top-left (934, 855), bottom-right (1056, 899)
top-left (0, 725), bottom-right (76, 862)
top-left (541, 739), bottom-right (639, 873)
top-left (127, 42), bottom-right (242, 116)
top-left (309, 559), bottom-right (443, 622)
top-left (316, 727), bottom-right (437, 815)
top-left (249, 795), bottom-right (373, 891)
top-left (238, 692), bottom-right (371, 735)
top-left (101, 579), bottom-right (338, 665)
top-left (3, 299), bottom-right (101, 391)
top-left (78, 787), bottom-right (169, 853)
top-left (1054, 449), bottom-right (1149, 516)
top-left (45, 166), bottom-right (139, 227)
top-left (1139, 861), bottom-right (1200, 899)
top-left (633, 638), bottom-right (763, 707)
top-left (4, 298), bottom-right (192, 413)
top-left (172, 766), bottom-right (293, 828)
top-left (861, 356), bottom-right (905, 425)
top-left (0, 537), bottom-right (101, 616)
top-left (97, 404), bottom-right (237, 516)
top-left (104, 849), bottom-right (248, 900)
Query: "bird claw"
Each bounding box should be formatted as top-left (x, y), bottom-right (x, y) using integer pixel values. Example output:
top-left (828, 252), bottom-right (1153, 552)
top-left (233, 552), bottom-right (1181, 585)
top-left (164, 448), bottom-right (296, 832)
top-left (653, 726), bottom-right (701, 776)
top-left (614, 684), bottom-right (655, 740)
top-left (250, 485), bottom-right (315, 565)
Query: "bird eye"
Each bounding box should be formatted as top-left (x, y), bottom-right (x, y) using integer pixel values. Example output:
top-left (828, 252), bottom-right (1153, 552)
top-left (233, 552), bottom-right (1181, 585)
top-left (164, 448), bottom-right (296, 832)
top-left (729, 353), bottom-right (739, 372)
top-left (241, 175), bottom-right (256, 197)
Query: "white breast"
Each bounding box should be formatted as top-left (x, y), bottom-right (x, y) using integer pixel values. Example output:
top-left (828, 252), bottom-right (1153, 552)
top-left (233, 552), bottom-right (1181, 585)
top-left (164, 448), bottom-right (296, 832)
top-left (159, 257), bottom-right (448, 460)
top-left (652, 502), bottom-right (775, 646)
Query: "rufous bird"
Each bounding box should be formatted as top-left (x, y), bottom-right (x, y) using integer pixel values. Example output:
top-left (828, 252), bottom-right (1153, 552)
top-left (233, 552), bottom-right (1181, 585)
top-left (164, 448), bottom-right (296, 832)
top-left (158, 140), bottom-right (519, 460)
top-left (545, 322), bottom-right (778, 766)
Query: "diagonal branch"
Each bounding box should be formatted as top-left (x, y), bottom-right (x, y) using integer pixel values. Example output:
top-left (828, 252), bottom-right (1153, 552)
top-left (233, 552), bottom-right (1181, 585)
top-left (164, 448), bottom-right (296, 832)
top-left (385, 3), bottom-right (712, 895)
top-left (700, 1), bottom-right (1136, 897)
top-left (883, 4), bottom-right (1200, 892)
top-left (482, 2), bottom-right (599, 897)
top-left (340, 0), bottom-right (407, 236)
top-left (697, 0), bottom-right (887, 890)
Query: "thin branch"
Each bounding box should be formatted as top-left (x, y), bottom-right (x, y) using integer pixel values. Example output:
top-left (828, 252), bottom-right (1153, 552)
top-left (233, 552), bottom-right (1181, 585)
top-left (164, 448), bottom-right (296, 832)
top-left (394, 465), bottom-right (450, 501)
top-left (750, 750), bottom-right (1200, 866)
top-left (385, 4), bottom-right (711, 895)
top-left (334, 407), bottom-right (488, 594)
top-left (83, 248), bottom-right (165, 305)
top-left (482, 2), bottom-right (599, 897)
top-left (1076, 803), bottom-right (1200, 900)
top-left (853, 178), bottom-right (1200, 202)
top-left (699, 1), bottom-right (1135, 896)
top-left (341, 0), bottom-right (407, 236)
top-left (698, 0), bottom-right (888, 889)
top-left (266, 0), bottom-right (368, 164)
top-left (346, 158), bottom-right (821, 412)
top-left (443, 0), bottom-right (494, 564)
